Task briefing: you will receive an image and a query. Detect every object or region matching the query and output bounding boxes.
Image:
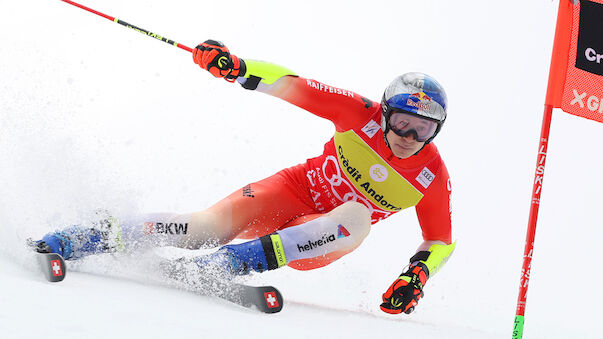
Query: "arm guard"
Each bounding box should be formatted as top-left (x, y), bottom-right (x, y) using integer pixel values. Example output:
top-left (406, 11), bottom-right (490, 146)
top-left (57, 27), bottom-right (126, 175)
top-left (410, 241), bottom-right (456, 279)
top-left (236, 59), bottom-right (298, 90)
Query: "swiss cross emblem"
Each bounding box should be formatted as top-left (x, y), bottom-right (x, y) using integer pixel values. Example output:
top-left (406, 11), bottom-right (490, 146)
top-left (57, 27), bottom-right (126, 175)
top-left (51, 260), bottom-right (63, 277)
top-left (264, 292), bottom-right (279, 308)
top-left (143, 222), bottom-right (155, 234)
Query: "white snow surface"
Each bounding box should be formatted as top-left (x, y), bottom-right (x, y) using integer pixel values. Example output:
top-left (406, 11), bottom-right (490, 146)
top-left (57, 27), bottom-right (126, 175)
top-left (1, 1), bottom-right (603, 338)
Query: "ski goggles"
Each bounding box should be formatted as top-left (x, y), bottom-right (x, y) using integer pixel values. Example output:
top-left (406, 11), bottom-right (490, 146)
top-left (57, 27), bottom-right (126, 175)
top-left (388, 111), bottom-right (439, 142)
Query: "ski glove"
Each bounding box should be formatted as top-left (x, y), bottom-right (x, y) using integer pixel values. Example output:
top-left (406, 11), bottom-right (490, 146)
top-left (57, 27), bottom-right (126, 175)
top-left (380, 261), bottom-right (429, 314)
top-left (193, 40), bottom-right (245, 82)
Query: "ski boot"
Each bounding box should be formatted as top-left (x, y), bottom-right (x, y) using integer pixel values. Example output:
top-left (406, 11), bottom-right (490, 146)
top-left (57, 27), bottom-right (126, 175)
top-left (192, 237), bottom-right (276, 277)
top-left (159, 240), bottom-right (271, 288)
top-left (27, 238), bottom-right (52, 253)
top-left (30, 212), bottom-right (124, 260)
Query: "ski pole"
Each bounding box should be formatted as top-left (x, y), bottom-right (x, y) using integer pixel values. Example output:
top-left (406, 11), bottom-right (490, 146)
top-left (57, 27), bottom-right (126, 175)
top-left (60, 0), bottom-right (193, 53)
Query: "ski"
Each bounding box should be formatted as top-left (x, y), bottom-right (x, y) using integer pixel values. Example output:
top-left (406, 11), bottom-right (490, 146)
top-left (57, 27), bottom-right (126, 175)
top-left (159, 257), bottom-right (284, 313)
top-left (24, 239), bottom-right (283, 311)
top-left (36, 252), bottom-right (67, 282)
top-left (27, 238), bottom-right (67, 282)
top-left (212, 282), bottom-right (283, 314)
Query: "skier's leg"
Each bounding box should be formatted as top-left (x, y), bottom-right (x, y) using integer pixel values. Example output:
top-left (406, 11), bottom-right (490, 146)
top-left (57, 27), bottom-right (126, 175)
top-left (207, 201), bottom-right (371, 275)
top-left (35, 212), bottom-right (195, 260)
top-left (35, 165), bottom-right (316, 260)
top-left (181, 164), bottom-right (317, 248)
top-left (122, 166), bottom-right (315, 251)
top-left (281, 202), bottom-right (372, 271)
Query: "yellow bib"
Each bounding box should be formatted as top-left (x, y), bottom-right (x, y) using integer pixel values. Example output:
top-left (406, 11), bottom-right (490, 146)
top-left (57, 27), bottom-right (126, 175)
top-left (334, 131), bottom-right (423, 211)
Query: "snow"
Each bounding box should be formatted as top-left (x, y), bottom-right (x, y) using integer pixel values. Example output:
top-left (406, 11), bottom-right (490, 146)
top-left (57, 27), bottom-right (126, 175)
top-left (1, 0), bottom-right (602, 338)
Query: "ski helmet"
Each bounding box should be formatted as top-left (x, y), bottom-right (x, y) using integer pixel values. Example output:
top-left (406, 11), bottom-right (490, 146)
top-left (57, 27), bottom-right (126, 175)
top-left (381, 72), bottom-right (447, 145)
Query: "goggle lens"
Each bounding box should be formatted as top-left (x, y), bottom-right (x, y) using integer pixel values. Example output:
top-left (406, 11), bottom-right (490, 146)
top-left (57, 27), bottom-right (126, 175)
top-left (388, 111), bottom-right (438, 142)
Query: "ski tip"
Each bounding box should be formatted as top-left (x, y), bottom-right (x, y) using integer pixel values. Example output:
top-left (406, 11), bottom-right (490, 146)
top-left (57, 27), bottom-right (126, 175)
top-left (37, 253), bottom-right (67, 282)
top-left (257, 286), bottom-right (283, 314)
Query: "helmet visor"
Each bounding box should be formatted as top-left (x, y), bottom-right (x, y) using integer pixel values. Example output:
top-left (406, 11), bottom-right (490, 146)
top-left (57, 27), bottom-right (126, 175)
top-left (388, 111), bottom-right (438, 142)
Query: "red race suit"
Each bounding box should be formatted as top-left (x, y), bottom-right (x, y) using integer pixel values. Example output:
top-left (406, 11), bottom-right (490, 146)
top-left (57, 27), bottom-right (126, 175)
top-left (233, 61), bottom-right (452, 245)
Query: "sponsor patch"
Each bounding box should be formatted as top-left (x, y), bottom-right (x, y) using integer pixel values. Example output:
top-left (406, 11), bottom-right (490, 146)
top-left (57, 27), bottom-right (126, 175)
top-left (143, 222), bottom-right (188, 235)
top-left (416, 167), bottom-right (435, 189)
top-left (297, 233), bottom-right (336, 252)
top-left (306, 79), bottom-right (354, 97)
top-left (575, 0), bottom-right (603, 76)
top-left (361, 120), bottom-right (380, 139)
top-left (242, 184), bottom-right (255, 198)
top-left (406, 92), bottom-right (433, 111)
top-left (337, 224), bottom-right (350, 238)
top-left (369, 164), bottom-right (388, 182)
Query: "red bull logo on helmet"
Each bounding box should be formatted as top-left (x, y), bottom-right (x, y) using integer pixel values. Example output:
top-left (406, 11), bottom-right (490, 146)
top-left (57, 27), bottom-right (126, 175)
top-left (407, 92), bottom-right (432, 111)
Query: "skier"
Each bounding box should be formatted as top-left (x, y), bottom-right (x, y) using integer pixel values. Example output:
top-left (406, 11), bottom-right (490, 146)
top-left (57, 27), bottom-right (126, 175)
top-left (33, 40), bottom-right (456, 315)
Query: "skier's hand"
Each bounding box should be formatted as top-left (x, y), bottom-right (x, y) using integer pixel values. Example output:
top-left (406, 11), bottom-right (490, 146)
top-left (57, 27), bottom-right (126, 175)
top-left (380, 264), bottom-right (428, 314)
top-left (193, 40), bottom-right (244, 82)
